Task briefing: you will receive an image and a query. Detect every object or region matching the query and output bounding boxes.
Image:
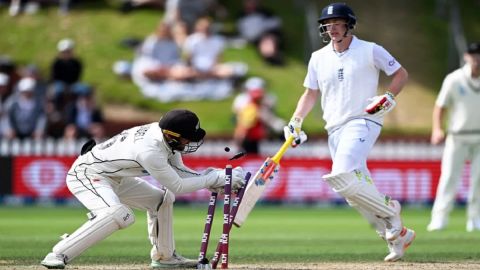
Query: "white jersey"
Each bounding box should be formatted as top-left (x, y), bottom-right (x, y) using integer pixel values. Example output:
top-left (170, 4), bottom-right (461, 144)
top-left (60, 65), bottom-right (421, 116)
top-left (303, 36), bottom-right (401, 132)
top-left (68, 123), bottom-right (215, 194)
top-left (436, 64), bottom-right (480, 135)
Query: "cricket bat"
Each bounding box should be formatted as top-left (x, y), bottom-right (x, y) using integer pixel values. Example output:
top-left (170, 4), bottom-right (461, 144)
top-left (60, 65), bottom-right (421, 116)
top-left (233, 136), bottom-right (294, 227)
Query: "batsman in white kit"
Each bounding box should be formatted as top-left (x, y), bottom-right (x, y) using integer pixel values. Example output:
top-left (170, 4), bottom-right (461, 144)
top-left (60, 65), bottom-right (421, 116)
top-left (283, 3), bottom-right (414, 262)
top-left (41, 109), bottom-right (246, 269)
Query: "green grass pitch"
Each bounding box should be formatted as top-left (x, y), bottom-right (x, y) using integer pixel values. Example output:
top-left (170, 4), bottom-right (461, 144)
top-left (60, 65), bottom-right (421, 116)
top-left (1, 205), bottom-right (480, 267)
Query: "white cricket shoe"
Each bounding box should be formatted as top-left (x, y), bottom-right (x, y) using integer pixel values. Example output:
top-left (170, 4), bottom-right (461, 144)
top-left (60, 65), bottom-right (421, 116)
top-left (427, 217), bottom-right (447, 232)
top-left (151, 251), bottom-right (198, 269)
top-left (41, 252), bottom-right (66, 269)
top-left (384, 227), bottom-right (416, 262)
top-left (466, 218), bottom-right (480, 232)
top-left (384, 200), bottom-right (403, 241)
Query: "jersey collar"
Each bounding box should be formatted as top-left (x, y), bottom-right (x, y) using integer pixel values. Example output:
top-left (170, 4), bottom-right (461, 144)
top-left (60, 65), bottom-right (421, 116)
top-left (329, 35), bottom-right (358, 55)
top-left (348, 35), bottom-right (359, 49)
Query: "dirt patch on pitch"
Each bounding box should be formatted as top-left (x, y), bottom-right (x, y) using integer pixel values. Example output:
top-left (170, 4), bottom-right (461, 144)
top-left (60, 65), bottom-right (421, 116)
top-left (3, 262), bottom-right (480, 270)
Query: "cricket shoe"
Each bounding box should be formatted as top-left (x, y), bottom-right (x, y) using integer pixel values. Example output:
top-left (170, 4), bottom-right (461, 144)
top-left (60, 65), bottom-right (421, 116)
top-left (426, 217), bottom-right (447, 232)
top-left (384, 227), bottom-right (416, 262)
top-left (466, 218), bottom-right (480, 232)
top-left (41, 252), bottom-right (66, 269)
top-left (384, 200), bottom-right (403, 241)
top-left (196, 258), bottom-right (212, 269)
top-left (151, 251), bottom-right (198, 269)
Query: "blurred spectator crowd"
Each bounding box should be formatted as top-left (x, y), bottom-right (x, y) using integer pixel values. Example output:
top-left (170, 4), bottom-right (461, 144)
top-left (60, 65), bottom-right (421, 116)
top-left (0, 38), bottom-right (105, 142)
top-left (1, 0), bottom-right (287, 146)
top-left (114, 0), bottom-right (286, 103)
top-left (0, 0), bottom-right (75, 16)
top-left (129, 17), bottom-right (248, 102)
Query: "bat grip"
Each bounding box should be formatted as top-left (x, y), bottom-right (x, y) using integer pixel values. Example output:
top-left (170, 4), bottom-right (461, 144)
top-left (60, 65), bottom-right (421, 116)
top-left (271, 136), bottom-right (294, 163)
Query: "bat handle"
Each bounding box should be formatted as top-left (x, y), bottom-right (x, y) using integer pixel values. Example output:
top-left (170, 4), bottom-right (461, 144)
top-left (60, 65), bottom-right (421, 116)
top-left (271, 136), bottom-right (294, 163)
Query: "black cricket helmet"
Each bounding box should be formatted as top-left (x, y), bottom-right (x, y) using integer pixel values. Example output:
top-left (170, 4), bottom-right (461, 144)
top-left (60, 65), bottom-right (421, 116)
top-left (159, 109), bottom-right (206, 153)
top-left (318, 3), bottom-right (356, 36)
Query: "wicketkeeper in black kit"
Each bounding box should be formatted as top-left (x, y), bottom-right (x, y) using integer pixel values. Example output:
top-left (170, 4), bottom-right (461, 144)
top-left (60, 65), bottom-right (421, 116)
top-left (41, 109), bottom-right (246, 269)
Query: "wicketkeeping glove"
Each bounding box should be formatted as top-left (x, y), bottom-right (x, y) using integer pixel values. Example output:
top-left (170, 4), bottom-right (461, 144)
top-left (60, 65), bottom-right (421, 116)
top-left (207, 166), bottom-right (246, 193)
top-left (283, 116), bottom-right (308, 147)
top-left (365, 91), bottom-right (396, 117)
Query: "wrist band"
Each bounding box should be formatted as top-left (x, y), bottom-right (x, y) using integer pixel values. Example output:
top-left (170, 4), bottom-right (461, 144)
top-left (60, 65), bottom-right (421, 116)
top-left (385, 91), bottom-right (395, 100)
top-left (291, 116), bottom-right (303, 124)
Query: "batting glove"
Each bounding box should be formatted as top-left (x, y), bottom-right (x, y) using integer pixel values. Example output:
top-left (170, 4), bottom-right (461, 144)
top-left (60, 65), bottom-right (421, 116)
top-left (202, 167), bottom-right (217, 175)
top-left (365, 91), bottom-right (396, 117)
top-left (284, 116), bottom-right (307, 147)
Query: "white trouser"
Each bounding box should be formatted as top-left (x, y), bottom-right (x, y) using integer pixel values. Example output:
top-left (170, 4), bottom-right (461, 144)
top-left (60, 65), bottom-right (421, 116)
top-left (64, 158), bottom-right (174, 261)
top-left (431, 135), bottom-right (480, 221)
top-left (67, 174), bottom-right (165, 212)
top-left (346, 198), bottom-right (387, 238)
top-left (328, 118), bottom-right (381, 176)
top-left (327, 119), bottom-right (387, 235)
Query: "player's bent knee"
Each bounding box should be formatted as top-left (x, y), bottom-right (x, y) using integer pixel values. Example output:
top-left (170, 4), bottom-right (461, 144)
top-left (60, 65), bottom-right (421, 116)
top-left (323, 172), bottom-right (359, 197)
top-left (162, 189), bottom-right (176, 206)
top-left (108, 204), bottom-right (135, 229)
top-left (323, 172), bottom-right (395, 218)
top-left (51, 204), bottom-right (135, 262)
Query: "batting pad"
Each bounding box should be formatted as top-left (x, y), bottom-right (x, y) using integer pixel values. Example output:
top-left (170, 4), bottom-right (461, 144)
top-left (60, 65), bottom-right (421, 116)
top-left (53, 204), bottom-right (135, 262)
top-left (323, 172), bottom-right (395, 218)
top-left (346, 198), bottom-right (386, 238)
top-left (149, 190), bottom-right (175, 261)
